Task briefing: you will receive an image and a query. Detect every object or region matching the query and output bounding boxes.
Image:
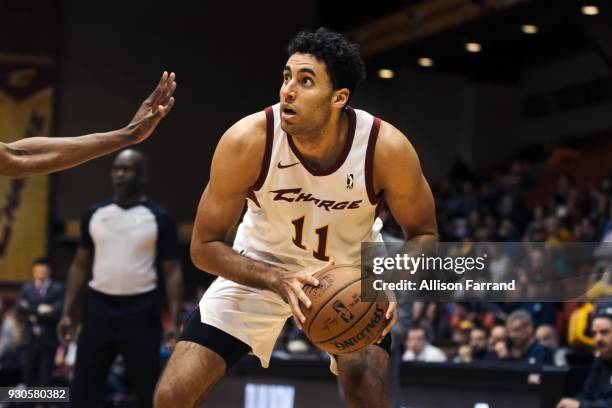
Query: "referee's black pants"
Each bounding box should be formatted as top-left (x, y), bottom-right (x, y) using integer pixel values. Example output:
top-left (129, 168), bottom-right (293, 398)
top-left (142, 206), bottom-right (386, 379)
top-left (71, 287), bottom-right (162, 408)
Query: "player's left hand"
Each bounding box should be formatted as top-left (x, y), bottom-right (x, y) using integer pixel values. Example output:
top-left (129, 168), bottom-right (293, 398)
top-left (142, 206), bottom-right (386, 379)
top-left (376, 301), bottom-right (397, 344)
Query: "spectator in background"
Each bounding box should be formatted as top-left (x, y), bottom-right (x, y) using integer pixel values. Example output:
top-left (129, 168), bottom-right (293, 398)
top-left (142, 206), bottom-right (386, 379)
top-left (0, 308), bottom-right (22, 386)
top-left (535, 324), bottom-right (567, 367)
top-left (452, 345), bottom-right (473, 364)
top-left (451, 320), bottom-right (473, 347)
top-left (506, 310), bottom-right (553, 365)
top-left (412, 302), bottom-right (437, 340)
top-left (486, 325), bottom-right (510, 361)
top-left (402, 325), bottom-right (447, 363)
top-left (470, 327), bottom-right (488, 361)
top-left (0, 299), bottom-right (14, 357)
top-left (556, 307), bottom-right (612, 408)
top-left (15, 258), bottom-right (64, 386)
top-left (520, 301), bottom-right (557, 328)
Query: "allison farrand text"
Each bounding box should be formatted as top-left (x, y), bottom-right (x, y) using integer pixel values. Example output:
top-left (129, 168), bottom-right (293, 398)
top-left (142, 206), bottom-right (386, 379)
top-left (372, 279), bottom-right (516, 292)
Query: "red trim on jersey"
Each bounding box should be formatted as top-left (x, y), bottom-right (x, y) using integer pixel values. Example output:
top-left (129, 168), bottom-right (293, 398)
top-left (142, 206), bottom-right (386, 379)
top-left (247, 190), bottom-right (261, 207)
top-left (365, 117), bottom-right (382, 205)
top-left (250, 107), bottom-right (274, 192)
top-left (246, 107), bottom-right (274, 208)
top-left (286, 106), bottom-right (356, 177)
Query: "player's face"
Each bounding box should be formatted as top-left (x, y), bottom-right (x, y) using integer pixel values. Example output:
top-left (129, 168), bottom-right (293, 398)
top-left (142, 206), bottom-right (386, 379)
top-left (593, 318), bottom-right (612, 359)
top-left (279, 53), bottom-right (336, 137)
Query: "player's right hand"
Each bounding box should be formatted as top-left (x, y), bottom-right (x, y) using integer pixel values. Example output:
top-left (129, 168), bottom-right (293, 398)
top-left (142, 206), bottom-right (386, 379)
top-left (57, 315), bottom-right (75, 345)
top-left (271, 261), bottom-right (333, 330)
top-left (126, 71), bottom-right (177, 143)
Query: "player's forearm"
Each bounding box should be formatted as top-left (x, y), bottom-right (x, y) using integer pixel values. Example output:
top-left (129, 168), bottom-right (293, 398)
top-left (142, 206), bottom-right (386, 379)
top-left (4, 127), bottom-right (138, 178)
top-left (191, 240), bottom-right (283, 291)
top-left (61, 264), bottom-right (89, 317)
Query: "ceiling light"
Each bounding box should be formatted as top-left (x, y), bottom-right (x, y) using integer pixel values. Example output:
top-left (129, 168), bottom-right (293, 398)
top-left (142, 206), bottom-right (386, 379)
top-left (378, 69), bottom-right (395, 79)
top-left (582, 5), bottom-right (599, 16)
top-left (465, 42), bottom-right (482, 53)
top-left (521, 24), bottom-right (538, 34)
top-left (417, 57), bottom-right (434, 67)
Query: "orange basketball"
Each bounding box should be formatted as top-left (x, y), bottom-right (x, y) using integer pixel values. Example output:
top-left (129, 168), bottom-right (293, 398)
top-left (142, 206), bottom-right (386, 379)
top-left (301, 264), bottom-right (387, 354)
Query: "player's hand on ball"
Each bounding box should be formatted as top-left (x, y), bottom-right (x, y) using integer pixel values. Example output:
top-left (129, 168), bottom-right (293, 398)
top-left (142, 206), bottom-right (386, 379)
top-left (272, 261), bottom-right (334, 330)
top-left (126, 71), bottom-right (177, 143)
top-left (376, 301), bottom-right (397, 344)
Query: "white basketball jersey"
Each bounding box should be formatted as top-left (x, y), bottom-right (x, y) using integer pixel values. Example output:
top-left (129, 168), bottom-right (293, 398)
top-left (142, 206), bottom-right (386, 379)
top-left (233, 104), bottom-right (383, 271)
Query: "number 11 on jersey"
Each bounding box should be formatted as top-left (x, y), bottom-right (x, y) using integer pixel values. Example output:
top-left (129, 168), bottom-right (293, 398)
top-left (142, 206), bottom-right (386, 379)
top-left (291, 216), bottom-right (330, 261)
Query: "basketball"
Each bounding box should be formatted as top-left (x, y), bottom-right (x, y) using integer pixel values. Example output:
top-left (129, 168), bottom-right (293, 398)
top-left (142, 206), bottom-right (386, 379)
top-left (301, 264), bottom-right (387, 354)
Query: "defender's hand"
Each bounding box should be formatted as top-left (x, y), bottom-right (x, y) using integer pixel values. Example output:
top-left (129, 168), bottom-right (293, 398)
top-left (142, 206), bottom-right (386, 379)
top-left (126, 71), bottom-right (177, 143)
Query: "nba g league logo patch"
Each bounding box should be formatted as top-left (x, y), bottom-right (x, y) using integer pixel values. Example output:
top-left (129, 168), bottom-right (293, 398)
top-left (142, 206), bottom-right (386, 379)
top-left (346, 174), bottom-right (354, 189)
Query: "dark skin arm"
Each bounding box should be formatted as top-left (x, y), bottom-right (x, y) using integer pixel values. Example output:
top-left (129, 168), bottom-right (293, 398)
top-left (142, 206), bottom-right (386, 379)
top-left (373, 121), bottom-right (439, 340)
top-left (57, 247), bottom-right (92, 344)
top-left (161, 260), bottom-right (183, 343)
top-left (0, 71), bottom-right (176, 178)
top-left (190, 112), bottom-right (321, 329)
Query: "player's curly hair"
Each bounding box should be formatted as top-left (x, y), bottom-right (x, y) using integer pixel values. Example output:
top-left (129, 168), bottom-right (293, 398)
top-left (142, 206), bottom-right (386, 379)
top-left (287, 27), bottom-right (366, 100)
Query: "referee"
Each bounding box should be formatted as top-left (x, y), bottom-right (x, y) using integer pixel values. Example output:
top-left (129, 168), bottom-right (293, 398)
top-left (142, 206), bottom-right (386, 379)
top-left (58, 149), bottom-right (183, 407)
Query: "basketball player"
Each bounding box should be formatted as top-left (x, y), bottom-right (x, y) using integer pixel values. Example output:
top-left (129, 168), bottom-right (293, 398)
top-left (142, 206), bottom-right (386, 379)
top-left (155, 28), bottom-right (438, 408)
top-left (0, 71), bottom-right (176, 178)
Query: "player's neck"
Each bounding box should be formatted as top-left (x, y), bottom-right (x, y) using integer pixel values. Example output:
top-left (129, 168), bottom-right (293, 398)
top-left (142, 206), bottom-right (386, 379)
top-left (291, 110), bottom-right (348, 171)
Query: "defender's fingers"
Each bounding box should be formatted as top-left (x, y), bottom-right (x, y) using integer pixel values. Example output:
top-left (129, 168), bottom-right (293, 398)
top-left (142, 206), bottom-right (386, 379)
top-left (147, 71), bottom-right (168, 103)
top-left (159, 81), bottom-right (177, 106)
top-left (165, 97), bottom-right (176, 114)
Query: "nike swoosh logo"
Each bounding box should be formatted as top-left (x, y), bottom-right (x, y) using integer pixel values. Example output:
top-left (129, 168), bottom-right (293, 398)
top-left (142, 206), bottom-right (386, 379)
top-left (277, 161), bottom-right (300, 169)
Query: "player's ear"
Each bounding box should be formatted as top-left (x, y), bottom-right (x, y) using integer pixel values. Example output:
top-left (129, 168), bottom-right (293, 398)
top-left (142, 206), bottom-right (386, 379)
top-left (332, 88), bottom-right (350, 109)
